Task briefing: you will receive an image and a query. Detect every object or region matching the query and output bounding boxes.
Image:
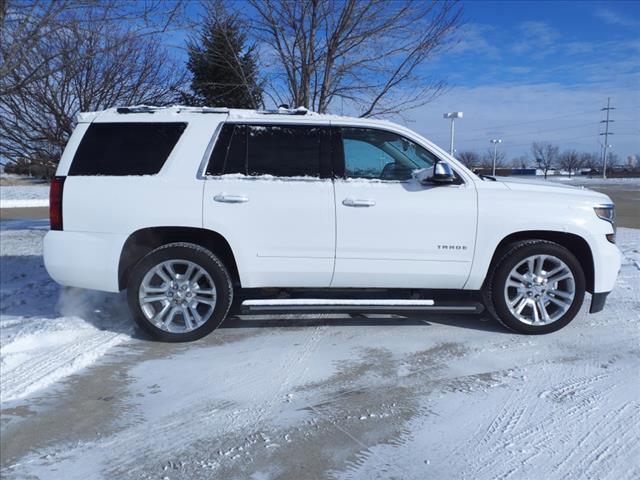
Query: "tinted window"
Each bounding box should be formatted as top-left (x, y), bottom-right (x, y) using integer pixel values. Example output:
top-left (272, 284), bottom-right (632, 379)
top-left (207, 123), bottom-right (328, 177)
top-left (69, 123), bottom-right (186, 176)
top-left (247, 125), bottom-right (322, 177)
top-left (207, 124), bottom-right (234, 175)
top-left (341, 127), bottom-right (438, 181)
top-left (225, 125), bottom-right (248, 174)
top-left (207, 124), bottom-right (246, 175)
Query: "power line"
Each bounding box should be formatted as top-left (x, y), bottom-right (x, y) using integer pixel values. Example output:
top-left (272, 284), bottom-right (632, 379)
top-left (459, 133), bottom-right (598, 150)
top-left (600, 97), bottom-right (614, 179)
top-left (460, 109), bottom-right (600, 134)
top-left (456, 121), bottom-right (600, 144)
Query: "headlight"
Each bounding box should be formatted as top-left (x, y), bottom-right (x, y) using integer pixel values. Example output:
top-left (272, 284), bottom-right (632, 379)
top-left (594, 204), bottom-right (615, 224)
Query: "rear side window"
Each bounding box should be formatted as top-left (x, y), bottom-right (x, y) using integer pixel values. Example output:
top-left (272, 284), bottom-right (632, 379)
top-left (69, 122), bottom-right (187, 176)
top-left (207, 124), bottom-right (328, 178)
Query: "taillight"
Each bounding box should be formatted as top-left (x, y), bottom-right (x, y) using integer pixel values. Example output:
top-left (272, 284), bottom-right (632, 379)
top-left (50, 176), bottom-right (65, 231)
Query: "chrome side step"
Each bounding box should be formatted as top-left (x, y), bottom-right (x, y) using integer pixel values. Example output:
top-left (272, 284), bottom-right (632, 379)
top-left (239, 298), bottom-right (484, 314)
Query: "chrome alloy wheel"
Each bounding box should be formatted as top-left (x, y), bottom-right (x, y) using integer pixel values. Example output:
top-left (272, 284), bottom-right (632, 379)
top-left (504, 254), bottom-right (575, 325)
top-left (138, 260), bottom-right (217, 333)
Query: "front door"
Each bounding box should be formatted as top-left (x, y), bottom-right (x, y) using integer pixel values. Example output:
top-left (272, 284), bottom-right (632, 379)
top-left (203, 122), bottom-right (335, 288)
top-left (331, 126), bottom-right (477, 289)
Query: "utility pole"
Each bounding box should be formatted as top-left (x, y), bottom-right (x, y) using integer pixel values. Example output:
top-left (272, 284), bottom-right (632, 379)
top-left (443, 112), bottom-right (463, 156)
top-left (490, 139), bottom-right (502, 176)
top-left (600, 97), bottom-right (614, 179)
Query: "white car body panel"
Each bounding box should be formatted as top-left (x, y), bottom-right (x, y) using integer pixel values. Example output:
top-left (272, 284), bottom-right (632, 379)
top-left (44, 106), bottom-right (622, 301)
top-left (465, 179), bottom-right (619, 293)
top-left (331, 179), bottom-right (477, 288)
top-left (203, 176), bottom-right (336, 287)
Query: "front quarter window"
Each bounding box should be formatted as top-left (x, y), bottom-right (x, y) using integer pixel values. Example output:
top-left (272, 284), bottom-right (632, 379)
top-left (341, 127), bottom-right (438, 181)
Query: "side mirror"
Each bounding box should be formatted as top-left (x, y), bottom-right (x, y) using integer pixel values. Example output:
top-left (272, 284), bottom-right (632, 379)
top-left (413, 162), bottom-right (455, 185)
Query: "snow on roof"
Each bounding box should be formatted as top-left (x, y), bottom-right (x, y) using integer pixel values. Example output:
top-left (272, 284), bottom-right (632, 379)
top-left (77, 104), bottom-right (398, 129)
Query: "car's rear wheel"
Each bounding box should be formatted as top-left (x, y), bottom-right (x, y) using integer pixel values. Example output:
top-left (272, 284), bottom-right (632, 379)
top-left (489, 240), bottom-right (585, 334)
top-left (127, 242), bottom-right (233, 342)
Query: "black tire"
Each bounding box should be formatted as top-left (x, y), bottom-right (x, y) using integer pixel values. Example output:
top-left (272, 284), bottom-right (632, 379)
top-left (127, 242), bottom-right (233, 342)
top-left (487, 240), bottom-right (585, 334)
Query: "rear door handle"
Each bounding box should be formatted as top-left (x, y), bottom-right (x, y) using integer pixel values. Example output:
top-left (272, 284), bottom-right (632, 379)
top-left (214, 194), bottom-right (249, 203)
top-left (342, 198), bottom-right (376, 207)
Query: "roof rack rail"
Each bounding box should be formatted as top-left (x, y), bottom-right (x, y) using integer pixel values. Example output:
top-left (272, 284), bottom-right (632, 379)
top-left (116, 105), bottom-right (230, 115)
top-left (116, 106), bottom-right (159, 114)
top-left (257, 106), bottom-right (309, 116)
top-left (200, 107), bottom-right (230, 114)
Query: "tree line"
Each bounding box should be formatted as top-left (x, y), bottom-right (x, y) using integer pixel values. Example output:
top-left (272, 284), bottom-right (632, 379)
top-left (456, 142), bottom-right (628, 179)
top-left (1, 0), bottom-right (462, 178)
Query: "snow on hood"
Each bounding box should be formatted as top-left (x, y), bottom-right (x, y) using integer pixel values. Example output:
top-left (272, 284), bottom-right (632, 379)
top-left (494, 176), bottom-right (611, 201)
top-left (495, 176), bottom-right (581, 189)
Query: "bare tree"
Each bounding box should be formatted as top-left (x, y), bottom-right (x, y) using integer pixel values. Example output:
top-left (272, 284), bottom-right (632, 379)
top-left (245, 0), bottom-right (462, 116)
top-left (480, 148), bottom-right (506, 170)
top-left (531, 142), bottom-right (559, 180)
top-left (559, 150), bottom-right (583, 177)
top-left (1, 9), bottom-right (185, 178)
top-left (1, 0), bottom-right (187, 97)
top-left (457, 151), bottom-right (479, 169)
top-left (579, 152), bottom-right (600, 172)
top-left (511, 155), bottom-right (529, 169)
top-left (607, 152), bottom-right (620, 168)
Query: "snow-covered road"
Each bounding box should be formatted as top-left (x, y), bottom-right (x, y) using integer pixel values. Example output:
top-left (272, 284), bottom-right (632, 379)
top-left (1, 220), bottom-right (639, 479)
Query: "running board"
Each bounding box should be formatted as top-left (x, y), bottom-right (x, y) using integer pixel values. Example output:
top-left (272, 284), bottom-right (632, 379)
top-left (239, 298), bottom-right (484, 314)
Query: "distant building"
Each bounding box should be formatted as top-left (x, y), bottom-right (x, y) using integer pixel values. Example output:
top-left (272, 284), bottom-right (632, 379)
top-left (511, 168), bottom-right (536, 176)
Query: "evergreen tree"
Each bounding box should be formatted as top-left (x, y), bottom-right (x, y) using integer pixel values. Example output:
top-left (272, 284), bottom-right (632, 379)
top-left (184, 8), bottom-right (262, 108)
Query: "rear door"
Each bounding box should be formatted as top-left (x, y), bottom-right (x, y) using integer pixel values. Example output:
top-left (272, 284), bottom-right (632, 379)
top-left (203, 122), bottom-right (335, 288)
top-left (331, 126), bottom-right (478, 289)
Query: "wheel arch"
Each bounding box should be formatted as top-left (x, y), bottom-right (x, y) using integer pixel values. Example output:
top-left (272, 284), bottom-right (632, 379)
top-left (118, 226), bottom-right (241, 290)
top-left (483, 230), bottom-right (595, 293)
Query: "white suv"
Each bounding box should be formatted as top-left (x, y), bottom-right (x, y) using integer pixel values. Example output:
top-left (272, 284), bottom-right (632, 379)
top-left (43, 106), bottom-right (622, 341)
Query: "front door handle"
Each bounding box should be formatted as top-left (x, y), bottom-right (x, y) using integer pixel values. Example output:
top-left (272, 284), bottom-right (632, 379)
top-left (342, 198), bottom-right (376, 207)
top-left (214, 194), bottom-right (249, 204)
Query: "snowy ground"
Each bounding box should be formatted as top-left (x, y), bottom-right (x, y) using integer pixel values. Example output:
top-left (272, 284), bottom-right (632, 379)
top-left (1, 221), bottom-right (639, 479)
top-left (0, 186), bottom-right (49, 208)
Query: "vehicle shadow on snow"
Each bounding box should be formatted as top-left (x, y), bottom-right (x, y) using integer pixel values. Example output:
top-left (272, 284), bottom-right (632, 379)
top-left (221, 312), bottom-right (510, 333)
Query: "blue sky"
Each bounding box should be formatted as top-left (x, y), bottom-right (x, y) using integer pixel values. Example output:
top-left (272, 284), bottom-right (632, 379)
top-left (172, 0), bottom-right (639, 161)
top-left (404, 0), bottom-right (640, 160)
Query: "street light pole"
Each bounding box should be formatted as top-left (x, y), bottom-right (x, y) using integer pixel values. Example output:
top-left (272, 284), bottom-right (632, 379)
top-left (490, 139), bottom-right (502, 176)
top-left (443, 112), bottom-right (463, 156)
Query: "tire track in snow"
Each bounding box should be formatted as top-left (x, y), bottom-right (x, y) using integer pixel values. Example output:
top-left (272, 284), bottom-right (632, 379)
top-left (570, 401), bottom-right (640, 480)
top-left (1, 318), bottom-right (129, 403)
top-left (90, 322), bottom-right (332, 477)
top-left (461, 369), bottom-right (618, 480)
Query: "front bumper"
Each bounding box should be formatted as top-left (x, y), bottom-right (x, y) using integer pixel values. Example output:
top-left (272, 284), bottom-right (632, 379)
top-left (591, 235), bottom-right (622, 293)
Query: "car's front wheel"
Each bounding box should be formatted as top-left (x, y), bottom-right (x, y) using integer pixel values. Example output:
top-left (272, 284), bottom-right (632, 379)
top-left (127, 242), bottom-right (233, 342)
top-left (489, 240), bottom-right (586, 334)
